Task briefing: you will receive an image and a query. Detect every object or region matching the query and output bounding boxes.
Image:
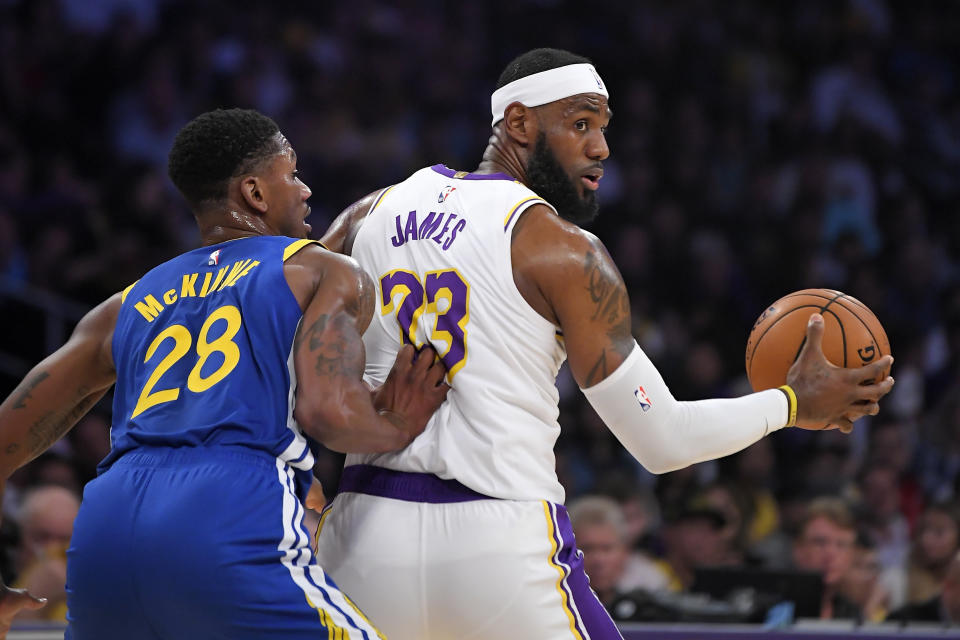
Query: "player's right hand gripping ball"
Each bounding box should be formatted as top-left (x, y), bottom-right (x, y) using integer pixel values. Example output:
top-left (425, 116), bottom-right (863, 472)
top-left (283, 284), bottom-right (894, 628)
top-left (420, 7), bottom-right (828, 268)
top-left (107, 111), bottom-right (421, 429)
top-left (745, 288), bottom-right (891, 392)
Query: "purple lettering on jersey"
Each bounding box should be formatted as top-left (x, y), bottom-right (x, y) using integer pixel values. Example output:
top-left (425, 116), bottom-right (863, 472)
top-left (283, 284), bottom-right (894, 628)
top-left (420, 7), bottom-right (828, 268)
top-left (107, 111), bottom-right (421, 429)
top-left (432, 214), bottom-right (457, 246)
top-left (418, 212), bottom-right (445, 239)
top-left (425, 270), bottom-right (468, 370)
top-left (390, 215), bottom-right (405, 247)
top-left (403, 211), bottom-right (419, 243)
top-left (442, 219), bottom-right (467, 250)
top-left (380, 271), bottom-right (424, 346)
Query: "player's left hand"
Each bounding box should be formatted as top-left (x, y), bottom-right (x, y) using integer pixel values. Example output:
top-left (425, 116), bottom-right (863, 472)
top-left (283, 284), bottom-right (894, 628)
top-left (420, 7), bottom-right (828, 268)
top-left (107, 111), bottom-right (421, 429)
top-left (373, 344), bottom-right (451, 444)
top-left (0, 582), bottom-right (46, 638)
top-left (306, 476), bottom-right (326, 512)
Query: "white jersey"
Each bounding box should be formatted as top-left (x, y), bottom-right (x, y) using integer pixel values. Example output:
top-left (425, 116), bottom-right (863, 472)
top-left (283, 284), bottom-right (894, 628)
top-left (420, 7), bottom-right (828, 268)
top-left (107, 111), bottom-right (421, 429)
top-left (348, 164), bottom-right (568, 503)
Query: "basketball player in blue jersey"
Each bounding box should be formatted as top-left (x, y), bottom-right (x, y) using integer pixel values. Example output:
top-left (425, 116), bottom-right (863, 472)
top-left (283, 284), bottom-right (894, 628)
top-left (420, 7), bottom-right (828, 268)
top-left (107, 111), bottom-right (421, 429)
top-left (0, 108), bottom-right (449, 639)
top-left (314, 49), bottom-right (896, 638)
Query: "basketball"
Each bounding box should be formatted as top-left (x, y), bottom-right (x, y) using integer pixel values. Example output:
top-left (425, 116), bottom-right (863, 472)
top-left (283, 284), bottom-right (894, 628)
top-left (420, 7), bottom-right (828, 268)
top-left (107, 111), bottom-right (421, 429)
top-left (745, 289), bottom-right (891, 393)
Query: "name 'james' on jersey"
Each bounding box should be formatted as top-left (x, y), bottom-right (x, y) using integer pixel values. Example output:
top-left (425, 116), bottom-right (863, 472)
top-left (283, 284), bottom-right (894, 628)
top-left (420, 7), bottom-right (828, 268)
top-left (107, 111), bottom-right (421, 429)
top-left (350, 165), bottom-right (568, 503)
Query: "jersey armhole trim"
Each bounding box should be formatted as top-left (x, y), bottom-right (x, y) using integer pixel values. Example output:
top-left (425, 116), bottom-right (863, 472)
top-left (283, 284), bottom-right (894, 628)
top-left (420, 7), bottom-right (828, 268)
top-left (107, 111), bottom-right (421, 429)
top-left (502, 198), bottom-right (563, 335)
top-left (369, 185), bottom-right (396, 215)
top-left (120, 280), bottom-right (139, 304)
top-left (503, 197), bottom-right (549, 231)
top-left (283, 239), bottom-right (325, 262)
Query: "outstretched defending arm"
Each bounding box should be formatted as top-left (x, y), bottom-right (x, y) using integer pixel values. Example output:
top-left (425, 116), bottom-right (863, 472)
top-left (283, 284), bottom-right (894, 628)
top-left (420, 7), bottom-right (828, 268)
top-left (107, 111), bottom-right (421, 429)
top-left (0, 294), bottom-right (119, 478)
top-left (512, 206), bottom-right (894, 474)
top-left (0, 293), bottom-right (120, 633)
top-left (289, 248), bottom-right (448, 453)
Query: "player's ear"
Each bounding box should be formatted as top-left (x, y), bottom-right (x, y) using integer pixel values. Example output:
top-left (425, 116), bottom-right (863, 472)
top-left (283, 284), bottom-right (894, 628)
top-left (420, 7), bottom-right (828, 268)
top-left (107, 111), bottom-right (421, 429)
top-left (502, 102), bottom-right (535, 146)
top-left (240, 175), bottom-right (268, 214)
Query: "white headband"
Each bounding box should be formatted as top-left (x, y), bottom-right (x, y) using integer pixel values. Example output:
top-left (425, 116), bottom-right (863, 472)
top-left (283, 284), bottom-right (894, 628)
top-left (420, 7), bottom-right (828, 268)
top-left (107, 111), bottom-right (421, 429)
top-left (490, 63), bottom-right (608, 126)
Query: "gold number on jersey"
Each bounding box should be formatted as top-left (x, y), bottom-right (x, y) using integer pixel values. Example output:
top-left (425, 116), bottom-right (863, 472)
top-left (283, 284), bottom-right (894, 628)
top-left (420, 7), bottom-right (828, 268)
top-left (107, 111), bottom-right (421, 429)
top-left (379, 269), bottom-right (470, 380)
top-left (131, 305), bottom-right (243, 418)
top-left (131, 325), bottom-right (191, 418)
top-left (187, 305), bottom-right (242, 392)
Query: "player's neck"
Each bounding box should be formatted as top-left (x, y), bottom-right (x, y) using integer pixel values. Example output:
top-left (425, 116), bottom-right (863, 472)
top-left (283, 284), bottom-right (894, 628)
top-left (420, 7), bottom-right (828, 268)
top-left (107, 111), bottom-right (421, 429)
top-left (476, 135), bottom-right (528, 186)
top-left (196, 208), bottom-right (272, 246)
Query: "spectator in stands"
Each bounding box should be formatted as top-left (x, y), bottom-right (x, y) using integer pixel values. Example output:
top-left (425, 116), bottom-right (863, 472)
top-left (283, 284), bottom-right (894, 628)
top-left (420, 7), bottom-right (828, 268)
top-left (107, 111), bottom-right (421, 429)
top-left (865, 418), bottom-right (924, 528)
top-left (725, 439), bottom-right (780, 552)
top-left (792, 497), bottom-right (860, 619)
top-left (647, 501), bottom-right (730, 592)
top-left (840, 533), bottom-right (892, 623)
top-left (887, 550), bottom-right (960, 626)
top-left (856, 463), bottom-right (911, 576)
top-left (695, 481), bottom-right (752, 565)
top-left (568, 495), bottom-right (670, 605)
top-left (11, 485), bottom-right (79, 623)
top-left (907, 501), bottom-right (960, 605)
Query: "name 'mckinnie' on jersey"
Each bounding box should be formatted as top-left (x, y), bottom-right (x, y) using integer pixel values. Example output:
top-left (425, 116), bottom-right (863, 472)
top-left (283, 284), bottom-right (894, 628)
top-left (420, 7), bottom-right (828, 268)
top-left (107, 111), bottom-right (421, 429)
top-left (350, 164), bottom-right (568, 503)
top-left (104, 236), bottom-right (321, 497)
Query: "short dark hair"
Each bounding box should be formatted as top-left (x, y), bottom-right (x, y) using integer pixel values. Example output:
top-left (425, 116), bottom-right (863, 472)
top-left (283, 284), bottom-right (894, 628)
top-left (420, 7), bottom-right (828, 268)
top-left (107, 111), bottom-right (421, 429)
top-left (168, 108), bottom-right (284, 208)
top-left (495, 48), bottom-right (592, 90)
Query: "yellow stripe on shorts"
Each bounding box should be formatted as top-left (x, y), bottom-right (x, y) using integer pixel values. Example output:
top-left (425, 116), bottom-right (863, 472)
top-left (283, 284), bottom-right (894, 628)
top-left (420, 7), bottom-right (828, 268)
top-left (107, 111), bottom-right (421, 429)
top-left (542, 501), bottom-right (584, 640)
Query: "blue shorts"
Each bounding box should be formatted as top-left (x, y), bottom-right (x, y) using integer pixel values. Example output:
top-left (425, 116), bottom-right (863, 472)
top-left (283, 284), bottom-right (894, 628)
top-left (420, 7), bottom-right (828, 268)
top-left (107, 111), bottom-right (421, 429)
top-left (65, 446), bottom-right (383, 640)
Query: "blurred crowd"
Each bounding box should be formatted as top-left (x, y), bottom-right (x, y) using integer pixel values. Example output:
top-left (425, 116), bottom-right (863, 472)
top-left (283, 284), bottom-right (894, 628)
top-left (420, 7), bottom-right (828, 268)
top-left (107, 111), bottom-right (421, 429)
top-left (1, 0), bottom-right (959, 626)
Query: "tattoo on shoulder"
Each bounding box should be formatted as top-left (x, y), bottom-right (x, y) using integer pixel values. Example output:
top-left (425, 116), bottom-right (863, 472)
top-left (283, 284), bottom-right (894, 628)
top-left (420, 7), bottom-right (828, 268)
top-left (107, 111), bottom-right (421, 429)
top-left (12, 371), bottom-right (50, 410)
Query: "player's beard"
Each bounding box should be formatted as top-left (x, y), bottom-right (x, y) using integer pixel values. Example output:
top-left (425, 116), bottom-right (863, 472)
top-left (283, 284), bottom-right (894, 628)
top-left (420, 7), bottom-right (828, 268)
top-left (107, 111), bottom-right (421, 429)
top-left (525, 132), bottom-right (599, 225)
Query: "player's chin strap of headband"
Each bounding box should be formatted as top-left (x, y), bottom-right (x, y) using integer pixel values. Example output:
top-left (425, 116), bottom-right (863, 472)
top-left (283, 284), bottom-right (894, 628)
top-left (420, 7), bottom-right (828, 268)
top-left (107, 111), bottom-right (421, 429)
top-left (490, 63), bottom-right (609, 127)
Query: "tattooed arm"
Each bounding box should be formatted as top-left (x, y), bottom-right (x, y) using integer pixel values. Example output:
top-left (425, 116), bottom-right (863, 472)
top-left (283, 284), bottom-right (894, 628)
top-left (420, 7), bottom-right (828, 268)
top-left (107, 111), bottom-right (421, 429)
top-left (512, 206), bottom-right (893, 473)
top-left (285, 248), bottom-right (448, 453)
top-left (511, 204), bottom-right (634, 387)
top-left (0, 294), bottom-right (118, 479)
top-left (0, 293), bottom-right (118, 631)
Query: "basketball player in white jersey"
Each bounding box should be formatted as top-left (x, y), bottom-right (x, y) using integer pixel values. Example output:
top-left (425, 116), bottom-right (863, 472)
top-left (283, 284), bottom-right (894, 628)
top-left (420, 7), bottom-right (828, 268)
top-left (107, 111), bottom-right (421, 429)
top-left (314, 48), bottom-right (895, 639)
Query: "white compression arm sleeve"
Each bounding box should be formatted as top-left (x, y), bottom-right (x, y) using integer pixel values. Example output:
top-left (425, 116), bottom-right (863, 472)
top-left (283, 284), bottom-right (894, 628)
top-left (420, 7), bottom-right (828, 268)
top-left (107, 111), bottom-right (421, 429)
top-left (580, 341), bottom-right (789, 474)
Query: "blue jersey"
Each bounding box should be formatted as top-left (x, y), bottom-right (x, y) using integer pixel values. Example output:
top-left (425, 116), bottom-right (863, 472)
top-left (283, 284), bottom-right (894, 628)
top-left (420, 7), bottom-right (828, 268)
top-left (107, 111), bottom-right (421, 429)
top-left (68, 236), bottom-right (384, 640)
top-left (103, 236), bottom-right (320, 486)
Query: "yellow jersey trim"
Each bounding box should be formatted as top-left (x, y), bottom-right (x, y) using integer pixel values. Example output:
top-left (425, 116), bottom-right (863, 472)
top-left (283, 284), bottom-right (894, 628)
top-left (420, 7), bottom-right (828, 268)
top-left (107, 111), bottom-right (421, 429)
top-left (369, 186), bottom-right (396, 215)
top-left (283, 239), bottom-right (324, 262)
top-left (120, 280), bottom-right (139, 304)
top-left (503, 196), bottom-right (546, 231)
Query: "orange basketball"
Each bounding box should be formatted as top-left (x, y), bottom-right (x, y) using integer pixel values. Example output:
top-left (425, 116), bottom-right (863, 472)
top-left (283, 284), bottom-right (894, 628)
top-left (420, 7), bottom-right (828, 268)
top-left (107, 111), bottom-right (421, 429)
top-left (745, 289), bottom-right (891, 392)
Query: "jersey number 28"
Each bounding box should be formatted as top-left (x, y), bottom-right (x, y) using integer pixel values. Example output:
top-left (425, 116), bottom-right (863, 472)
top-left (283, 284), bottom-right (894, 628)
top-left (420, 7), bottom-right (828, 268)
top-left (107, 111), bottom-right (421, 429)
top-left (131, 305), bottom-right (242, 418)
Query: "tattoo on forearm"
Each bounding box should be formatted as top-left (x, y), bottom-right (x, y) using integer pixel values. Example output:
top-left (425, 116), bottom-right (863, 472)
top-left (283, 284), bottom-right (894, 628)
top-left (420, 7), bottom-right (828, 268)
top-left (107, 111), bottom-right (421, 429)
top-left (583, 251), bottom-right (635, 386)
top-left (12, 372), bottom-right (50, 409)
top-left (26, 392), bottom-right (99, 459)
top-left (608, 295), bottom-right (634, 358)
top-left (586, 350), bottom-right (608, 387)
